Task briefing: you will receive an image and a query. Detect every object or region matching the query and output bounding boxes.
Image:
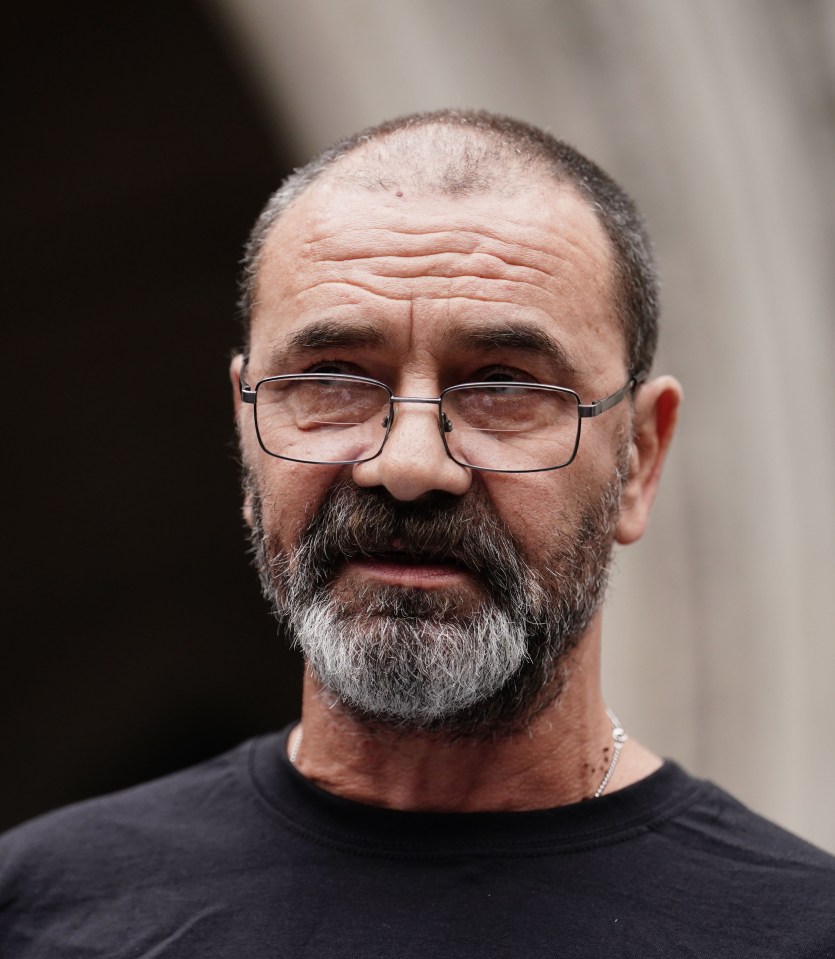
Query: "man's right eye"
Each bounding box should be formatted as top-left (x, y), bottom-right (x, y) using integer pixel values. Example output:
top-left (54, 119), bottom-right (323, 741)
top-left (304, 361), bottom-right (358, 376)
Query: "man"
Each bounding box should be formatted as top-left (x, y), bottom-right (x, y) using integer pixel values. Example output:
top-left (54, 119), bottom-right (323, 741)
top-left (2, 110), bottom-right (833, 957)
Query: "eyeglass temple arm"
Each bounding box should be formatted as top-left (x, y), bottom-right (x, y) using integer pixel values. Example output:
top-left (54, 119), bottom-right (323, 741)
top-left (578, 374), bottom-right (644, 419)
top-left (238, 357), bottom-right (257, 404)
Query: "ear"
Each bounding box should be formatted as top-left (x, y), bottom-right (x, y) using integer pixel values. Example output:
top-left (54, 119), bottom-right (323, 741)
top-left (616, 375), bottom-right (682, 545)
top-left (229, 353), bottom-right (255, 529)
top-left (230, 352), bottom-right (245, 414)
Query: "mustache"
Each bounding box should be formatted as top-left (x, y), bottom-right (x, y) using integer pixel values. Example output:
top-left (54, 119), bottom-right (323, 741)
top-left (274, 480), bottom-right (541, 601)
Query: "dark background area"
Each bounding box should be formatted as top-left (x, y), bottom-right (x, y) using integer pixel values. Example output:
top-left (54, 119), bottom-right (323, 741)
top-left (3, 1), bottom-right (303, 831)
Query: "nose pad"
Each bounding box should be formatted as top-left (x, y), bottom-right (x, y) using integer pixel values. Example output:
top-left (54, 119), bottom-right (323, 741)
top-left (381, 406), bottom-right (448, 437)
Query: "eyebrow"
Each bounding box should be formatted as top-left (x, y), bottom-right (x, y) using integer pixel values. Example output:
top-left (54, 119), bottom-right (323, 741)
top-left (446, 322), bottom-right (580, 380)
top-left (266, 320), bottom-right (386, 368)
top-left (262, 317), bottom-right (580, 380)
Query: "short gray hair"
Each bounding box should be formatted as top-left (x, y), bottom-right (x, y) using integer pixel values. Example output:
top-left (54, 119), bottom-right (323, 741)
top-left (238, 109), bottom-right (659, 378)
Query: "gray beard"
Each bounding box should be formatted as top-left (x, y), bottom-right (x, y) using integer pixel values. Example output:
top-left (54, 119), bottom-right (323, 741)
top-left (249, 465), bottom-right (625, 739)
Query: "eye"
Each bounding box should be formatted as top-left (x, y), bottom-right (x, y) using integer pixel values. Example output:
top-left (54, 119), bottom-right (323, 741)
top-left (472, 366), bottom-right (535, 385)
top-left (304, 359), bottom-right (360, 376)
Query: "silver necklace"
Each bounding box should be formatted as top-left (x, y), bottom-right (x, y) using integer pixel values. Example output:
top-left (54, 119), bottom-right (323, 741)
top-left (288, 709), bottom-right (627, 799)
top-left (593, 709), bottom-right (628, 798)
top-left (288, 724), bottom-right (304, 764)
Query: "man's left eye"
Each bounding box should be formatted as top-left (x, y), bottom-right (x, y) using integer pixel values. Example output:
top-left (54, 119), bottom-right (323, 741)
top-left (305, 361), bottom-right (358, 376)
top-left (474, 368), bottom-right (534, 385)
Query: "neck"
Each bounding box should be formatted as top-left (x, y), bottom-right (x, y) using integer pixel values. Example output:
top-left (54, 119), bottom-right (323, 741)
top-left (291, 621), bottom-right (661, 812)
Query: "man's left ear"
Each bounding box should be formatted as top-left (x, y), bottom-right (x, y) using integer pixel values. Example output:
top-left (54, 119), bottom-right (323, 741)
top-left (616, 375), bottom-right (682, 545)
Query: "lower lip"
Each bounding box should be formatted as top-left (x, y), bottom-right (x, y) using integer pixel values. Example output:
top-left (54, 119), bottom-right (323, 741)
top-left (344, 558), bottom-right (471, 588)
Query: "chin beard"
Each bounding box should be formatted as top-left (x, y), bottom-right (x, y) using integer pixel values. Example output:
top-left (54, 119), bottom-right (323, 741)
top-left (248, 462), bottom-right (625, 739)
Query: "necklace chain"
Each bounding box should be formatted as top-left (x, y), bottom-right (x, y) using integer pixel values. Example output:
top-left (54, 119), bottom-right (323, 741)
top-left (288, 708), bottom-right (627, 799)
top-left (288, 724), bottom-right (304, 764)
top-left (593, 709), bottom-right (628, 798)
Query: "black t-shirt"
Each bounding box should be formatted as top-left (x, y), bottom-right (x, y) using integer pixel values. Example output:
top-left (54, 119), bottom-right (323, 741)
top-left (1, 729), bottom-right (834, 958)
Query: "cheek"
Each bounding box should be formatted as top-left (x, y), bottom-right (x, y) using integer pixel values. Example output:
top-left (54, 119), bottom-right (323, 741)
top-left (481, 473), bottom-right (570, 559)
top-left (251, 459), bottom-right (343, 549)
top-left (482, 455), bottom-right (614, 562)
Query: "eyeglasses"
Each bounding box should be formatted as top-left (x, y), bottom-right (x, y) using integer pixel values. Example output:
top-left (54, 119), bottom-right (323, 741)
top-left (240, 371), bottom-right (641, 474)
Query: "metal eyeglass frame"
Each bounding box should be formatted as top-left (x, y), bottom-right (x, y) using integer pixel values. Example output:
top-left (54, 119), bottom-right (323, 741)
top-left (239, 368), bottom-right (644, 474)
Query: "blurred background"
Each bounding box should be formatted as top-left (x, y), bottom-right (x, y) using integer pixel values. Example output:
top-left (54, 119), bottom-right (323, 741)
top-left (4, 0), bottom-right (834, 852)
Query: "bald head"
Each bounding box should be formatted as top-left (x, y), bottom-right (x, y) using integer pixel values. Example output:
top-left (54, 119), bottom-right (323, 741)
top-left (239, 110), bottom-right (659, 378)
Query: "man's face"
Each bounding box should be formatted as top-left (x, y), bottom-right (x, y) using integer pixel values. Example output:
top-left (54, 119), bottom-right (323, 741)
top-left (235, 173), bottom-right (633, 735)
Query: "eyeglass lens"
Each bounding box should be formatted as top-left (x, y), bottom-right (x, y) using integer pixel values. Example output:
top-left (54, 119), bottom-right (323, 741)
top-left (255, 377), bottom-right (390, 464)
top-left (253, 376), bottom-right (581, 470)
top-left (443, 383), bottom-right (580, 471)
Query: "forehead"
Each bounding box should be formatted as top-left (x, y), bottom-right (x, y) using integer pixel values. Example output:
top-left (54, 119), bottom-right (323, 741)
top-left (248, 175), bottom-right (625, 380)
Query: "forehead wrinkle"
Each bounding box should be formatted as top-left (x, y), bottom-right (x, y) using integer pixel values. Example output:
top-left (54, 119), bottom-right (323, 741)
top-left (260, 188), bottom-right (615, 307)
top-left (292, 279), bottom-right (596, 330)
top-left (316, 253), bottom-right (555, 290)
top-left (306, 227), bottom-right (590, 282)
top-left (298, 231), bottom-right (614, 314)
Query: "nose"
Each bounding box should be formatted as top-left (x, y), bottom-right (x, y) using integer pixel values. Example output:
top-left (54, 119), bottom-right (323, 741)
top-left (352, 398), bottom-right (472, 501)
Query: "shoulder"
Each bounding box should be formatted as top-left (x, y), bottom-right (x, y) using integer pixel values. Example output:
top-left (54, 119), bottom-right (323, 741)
top-left (0, 735), bottom-right (290, 958)
top-left (650, 768), bottom-right (835, 945)
top-left (669, 772), bottom-right (835, 872)
top-left (0, 736), bottom-right (276, 906)
top-left (585, 764), bottom-right (835, 954)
